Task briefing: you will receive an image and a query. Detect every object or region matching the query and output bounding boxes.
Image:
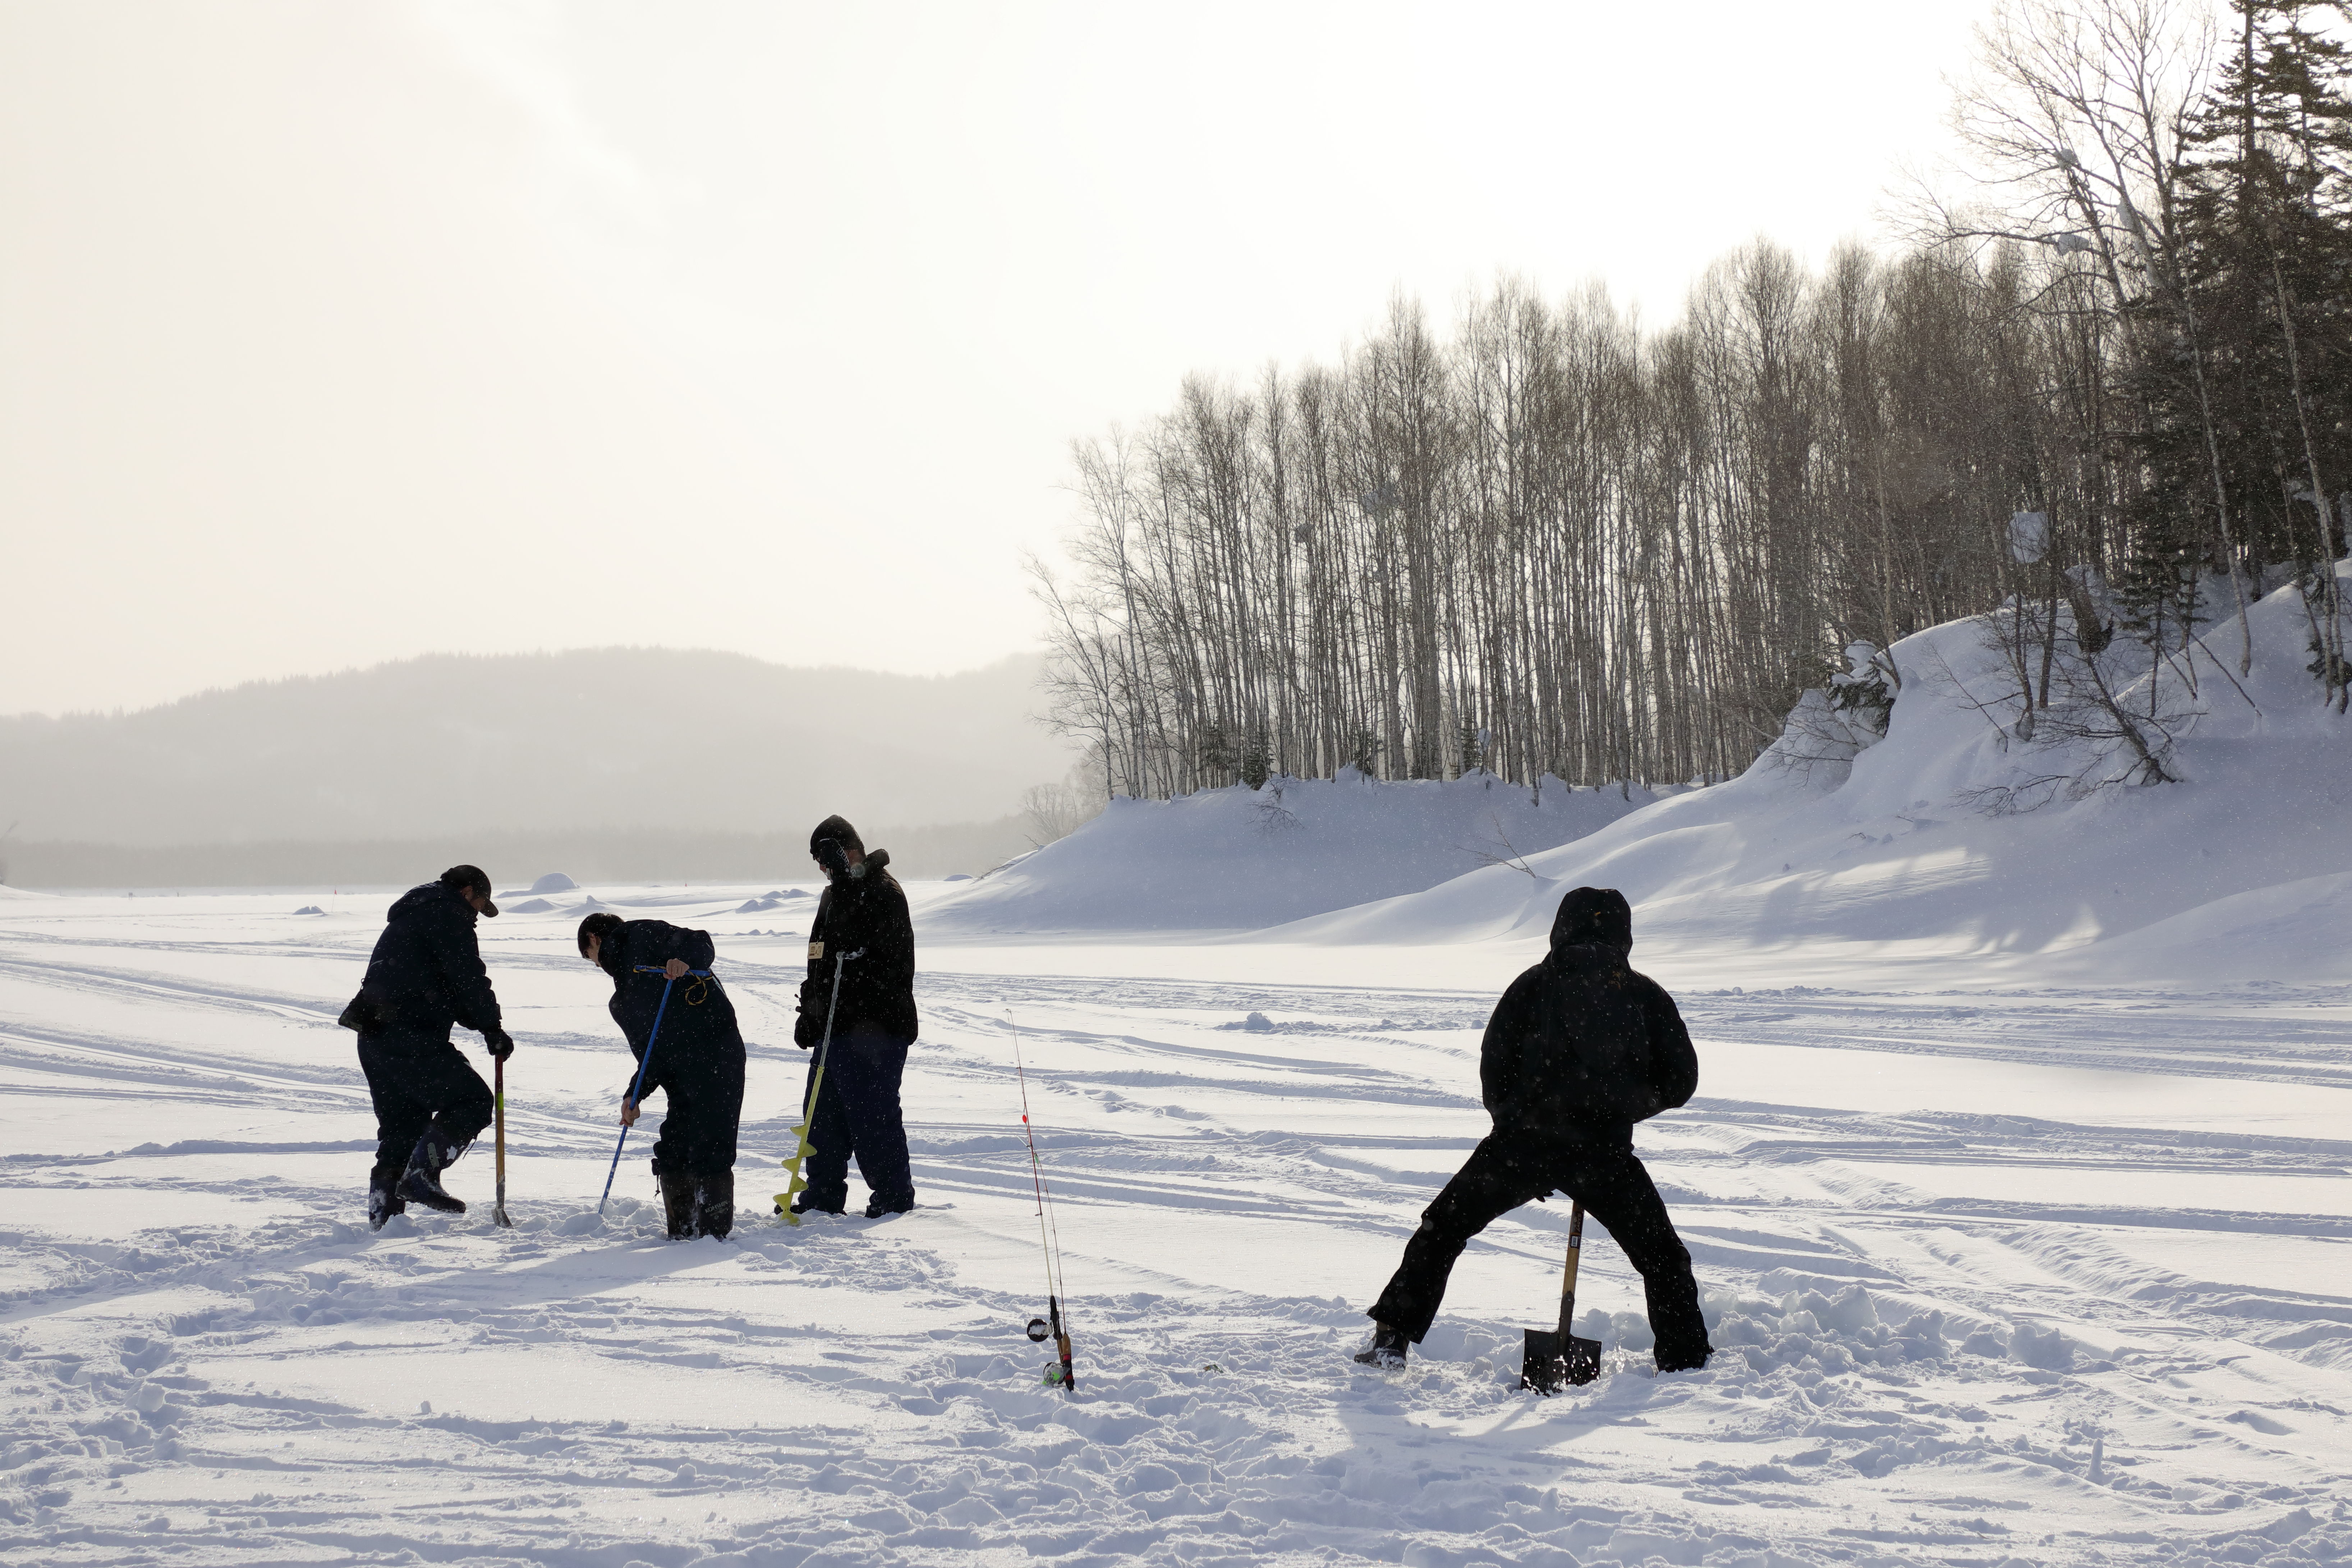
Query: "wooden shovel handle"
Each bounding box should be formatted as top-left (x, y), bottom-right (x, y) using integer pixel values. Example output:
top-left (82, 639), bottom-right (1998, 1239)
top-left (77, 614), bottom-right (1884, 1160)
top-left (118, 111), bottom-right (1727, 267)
top-left (1556, 1201), bottom-right (1586, 1338)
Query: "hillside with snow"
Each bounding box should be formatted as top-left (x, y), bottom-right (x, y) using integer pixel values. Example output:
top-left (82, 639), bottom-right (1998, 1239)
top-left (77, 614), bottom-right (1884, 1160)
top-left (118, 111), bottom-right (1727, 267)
top-left (941, 579), bottom-right (2352, 993)
top-left (926, 771), bottom-right (1663, 935)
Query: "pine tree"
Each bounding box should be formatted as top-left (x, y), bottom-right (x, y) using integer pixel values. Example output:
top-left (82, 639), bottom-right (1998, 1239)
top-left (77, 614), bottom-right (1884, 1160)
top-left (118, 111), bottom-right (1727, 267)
top-left (2169, 0), bottom-right (2352, 698)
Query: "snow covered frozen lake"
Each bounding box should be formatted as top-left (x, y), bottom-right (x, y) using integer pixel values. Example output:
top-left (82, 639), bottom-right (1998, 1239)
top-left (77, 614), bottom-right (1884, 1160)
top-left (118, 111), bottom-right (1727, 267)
top-left (2, 880), bottom-right (2349, 1566)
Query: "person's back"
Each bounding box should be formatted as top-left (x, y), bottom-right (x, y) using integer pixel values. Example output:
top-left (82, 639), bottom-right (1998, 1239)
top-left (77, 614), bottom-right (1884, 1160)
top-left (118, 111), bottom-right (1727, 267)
top-left (1480, 929), bottom-right (1698, 1142)
top-left (1357, 886), bottom-right (1712, 1373)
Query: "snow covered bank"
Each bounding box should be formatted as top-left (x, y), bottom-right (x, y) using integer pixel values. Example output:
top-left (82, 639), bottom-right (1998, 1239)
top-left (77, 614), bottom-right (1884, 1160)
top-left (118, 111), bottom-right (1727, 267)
top-left (1274, 581), bottom-right (2352, 988)
top-left (925, 771), bottom-right (1660, 935)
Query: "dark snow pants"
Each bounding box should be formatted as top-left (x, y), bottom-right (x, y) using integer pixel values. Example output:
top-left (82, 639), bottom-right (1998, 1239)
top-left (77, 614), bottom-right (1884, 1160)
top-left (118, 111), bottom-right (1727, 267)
top-left (1368, 1130), bottom-right (1712, 1371)
top-left (357, 1031), bottom-right (495, 1188)
top-left (640, 1039), bottom-right (747, 1179)
top-left (800, 1026), bottom-right (914, 1210)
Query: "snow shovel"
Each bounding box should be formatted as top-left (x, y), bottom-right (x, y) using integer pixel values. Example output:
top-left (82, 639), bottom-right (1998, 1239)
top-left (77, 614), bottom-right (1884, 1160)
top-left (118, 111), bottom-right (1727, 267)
top-left (1521, 1201), bottom-right (1603, 1393)
top-left (492, 1056), bottom-right (513, 1228)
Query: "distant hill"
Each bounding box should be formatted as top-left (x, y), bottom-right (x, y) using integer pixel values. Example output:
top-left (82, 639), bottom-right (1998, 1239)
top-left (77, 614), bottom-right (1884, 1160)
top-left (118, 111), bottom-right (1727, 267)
top-left (0, 648), bottom-right (1075, 851)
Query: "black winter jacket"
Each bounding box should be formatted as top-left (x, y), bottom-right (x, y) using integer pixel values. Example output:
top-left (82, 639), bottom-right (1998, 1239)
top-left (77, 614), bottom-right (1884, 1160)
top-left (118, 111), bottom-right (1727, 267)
top-left (596, 919), bottom-right (744, 1101)
top-left (796, 855), bottom-right (917, 1045)
top-left (1479, 893), bottom-right (1698, 1142)
top-left (350, 882), bottom-right (504, 1043)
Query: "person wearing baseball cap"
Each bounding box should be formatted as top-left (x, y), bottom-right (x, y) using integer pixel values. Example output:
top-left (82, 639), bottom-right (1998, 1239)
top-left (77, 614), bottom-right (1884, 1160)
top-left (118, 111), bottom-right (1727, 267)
top-left (337, 864), bottom-right (515, 1228)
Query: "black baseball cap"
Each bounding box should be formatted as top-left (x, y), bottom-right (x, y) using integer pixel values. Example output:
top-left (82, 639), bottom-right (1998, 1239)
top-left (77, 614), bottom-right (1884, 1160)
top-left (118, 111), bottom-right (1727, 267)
top-left (440, 864), bottom-right (500, 917)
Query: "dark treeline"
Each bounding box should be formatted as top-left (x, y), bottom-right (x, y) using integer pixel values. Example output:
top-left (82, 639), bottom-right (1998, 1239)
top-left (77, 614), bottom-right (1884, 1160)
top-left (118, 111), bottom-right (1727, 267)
top-left (1036, 0), bottom-right (2352, 801)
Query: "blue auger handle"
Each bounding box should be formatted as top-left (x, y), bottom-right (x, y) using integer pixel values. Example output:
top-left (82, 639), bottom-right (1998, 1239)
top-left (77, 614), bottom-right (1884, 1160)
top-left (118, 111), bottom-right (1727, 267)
top-left (598, 970), bottom-right (690, 1214)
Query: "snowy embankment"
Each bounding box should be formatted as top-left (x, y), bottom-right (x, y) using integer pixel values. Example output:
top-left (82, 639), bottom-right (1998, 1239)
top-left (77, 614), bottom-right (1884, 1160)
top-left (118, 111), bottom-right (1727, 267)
top-left (1295, 577), bottom-right (2352, 985)
top-left (925, 771), bottom-right (1660, 935)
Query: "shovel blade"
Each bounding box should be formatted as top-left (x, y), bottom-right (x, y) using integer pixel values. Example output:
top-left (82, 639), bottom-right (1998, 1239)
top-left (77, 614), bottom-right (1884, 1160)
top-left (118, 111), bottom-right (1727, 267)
top-left (1520, 1328), bottom-right (1604, 1394)
top-left (1519, 1328), bottom-right (1563, 1393)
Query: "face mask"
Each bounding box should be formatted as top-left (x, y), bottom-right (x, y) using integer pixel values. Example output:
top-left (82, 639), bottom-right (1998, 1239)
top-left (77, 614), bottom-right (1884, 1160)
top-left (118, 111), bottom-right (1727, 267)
top-left (814, 838), bottom-right (852, 878)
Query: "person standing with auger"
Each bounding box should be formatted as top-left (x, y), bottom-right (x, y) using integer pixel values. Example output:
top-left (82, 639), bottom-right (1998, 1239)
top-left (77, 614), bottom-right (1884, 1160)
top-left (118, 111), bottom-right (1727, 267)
top-left (788, 815), bottom-right (919, 1219)
top-left (577, 912), bottom-right (747, 1239)
top-left (339, 865), bottom-right (514, 1229)
top-left (1354, 886), bottom-right (1713, 1375)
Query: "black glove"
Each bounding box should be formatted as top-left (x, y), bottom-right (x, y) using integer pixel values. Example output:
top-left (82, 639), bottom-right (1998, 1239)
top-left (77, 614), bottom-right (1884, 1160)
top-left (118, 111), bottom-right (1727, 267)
top-left (484, 1027), bottom-right (515, 1062)
top-left (793, 1007), bottom-right (818, 1049)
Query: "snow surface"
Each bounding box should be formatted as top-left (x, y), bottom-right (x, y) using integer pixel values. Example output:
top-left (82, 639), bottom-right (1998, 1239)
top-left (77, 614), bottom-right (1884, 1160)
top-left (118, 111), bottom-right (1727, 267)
top-left (3, 870), bottom-right (2348, 1566)
top-left (4, 590), bottom-right (2349, 1564)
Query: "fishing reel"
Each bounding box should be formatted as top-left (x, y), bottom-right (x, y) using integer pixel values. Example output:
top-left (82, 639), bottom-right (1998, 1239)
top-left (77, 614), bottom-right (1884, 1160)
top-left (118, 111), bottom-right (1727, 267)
top-left (1041, 1362), bottom-right (1069, 1389)
top-left (1026, 1317), bottom-right (1051, 1343)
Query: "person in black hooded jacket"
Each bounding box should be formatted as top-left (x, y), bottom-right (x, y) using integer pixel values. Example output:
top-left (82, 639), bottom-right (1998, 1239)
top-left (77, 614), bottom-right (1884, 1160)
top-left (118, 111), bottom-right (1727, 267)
top-left (341, 865), bottom-right (514, 1229)
top-left (1356, 886), bottom-right (1712, 1374)
top-left (577, 913), bottom-right (747, 1239)
top-left (789, 814), bottom-right (918, 1218)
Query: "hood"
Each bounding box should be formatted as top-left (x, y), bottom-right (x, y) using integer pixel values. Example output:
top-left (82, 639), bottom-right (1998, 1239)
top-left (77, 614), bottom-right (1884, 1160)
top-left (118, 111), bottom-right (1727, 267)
top-left (825, 845), bottom-right (894, 888)
top-left (389, 881), bottom-right (468, 923)
top-left (1549, 885), bottom-right (1632, 954)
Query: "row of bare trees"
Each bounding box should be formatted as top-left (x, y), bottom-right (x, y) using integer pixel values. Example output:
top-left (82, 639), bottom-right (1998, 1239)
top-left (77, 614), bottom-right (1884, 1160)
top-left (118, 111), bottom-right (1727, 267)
top-left (1035, 0), bottom-right (2352, 801)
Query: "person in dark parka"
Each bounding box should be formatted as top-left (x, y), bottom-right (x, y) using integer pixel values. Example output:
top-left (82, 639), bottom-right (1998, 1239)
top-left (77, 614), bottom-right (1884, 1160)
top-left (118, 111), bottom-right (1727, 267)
top-left (340, 865), bottom-right (513, 1229)
top-left (1357, 886), bottom-right (1712, 1374)
top-left (578, 913), bottom-right (747, 1240)
top-left (791, 814), bottom-right (918, 1219)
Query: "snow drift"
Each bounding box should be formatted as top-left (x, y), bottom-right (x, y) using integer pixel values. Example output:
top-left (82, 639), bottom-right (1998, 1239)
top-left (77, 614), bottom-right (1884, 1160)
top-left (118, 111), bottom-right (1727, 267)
top-left (1279, 577), bottom-right (2352, 986)
top-left (924, 771), bottom-right (1661, 934)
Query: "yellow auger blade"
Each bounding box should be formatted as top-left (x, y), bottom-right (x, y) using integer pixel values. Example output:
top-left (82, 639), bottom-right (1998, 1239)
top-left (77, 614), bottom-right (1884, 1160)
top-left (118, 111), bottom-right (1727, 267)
top-left (773, 1116), bottom-right (818, 1226)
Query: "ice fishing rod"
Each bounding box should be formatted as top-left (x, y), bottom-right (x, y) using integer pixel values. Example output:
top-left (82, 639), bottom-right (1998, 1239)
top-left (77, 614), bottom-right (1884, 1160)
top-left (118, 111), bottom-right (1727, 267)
top-left (596, 965), bottom-right (711, 1215)
top-left (1008, 1008), bottom-right (1075, 1395)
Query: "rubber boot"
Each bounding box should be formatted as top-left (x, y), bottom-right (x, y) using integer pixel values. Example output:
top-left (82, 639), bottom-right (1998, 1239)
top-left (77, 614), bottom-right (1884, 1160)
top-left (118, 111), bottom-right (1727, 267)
top-left (398, 1124), bottom-right (467, 1214)
top-left (657, 1168), bottom-right (699, 1239)
top-left (697, 1171), bottom-right (735, 1240)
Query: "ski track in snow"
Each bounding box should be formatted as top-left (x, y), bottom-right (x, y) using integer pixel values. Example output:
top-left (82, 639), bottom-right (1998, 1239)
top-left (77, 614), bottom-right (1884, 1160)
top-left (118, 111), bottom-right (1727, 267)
top-left (2, 903), bottom-right (2349, 1566)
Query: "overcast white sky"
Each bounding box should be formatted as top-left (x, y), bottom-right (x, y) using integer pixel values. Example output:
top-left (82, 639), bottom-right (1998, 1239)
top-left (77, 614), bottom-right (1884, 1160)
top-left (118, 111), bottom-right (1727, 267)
top-left (0, 0), bottom-right (2007, 716)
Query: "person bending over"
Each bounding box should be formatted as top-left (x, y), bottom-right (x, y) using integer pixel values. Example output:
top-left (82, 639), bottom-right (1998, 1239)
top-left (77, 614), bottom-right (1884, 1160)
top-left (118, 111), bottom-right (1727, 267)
top-left (340, 865), bottom-right (514, 1229)
top-left (790, 814), bottom-right (918, 1219)
top-left (578, 912), bottom-right (748, 1240)
top-left (1356, 886), bottom-right (1712, 1375)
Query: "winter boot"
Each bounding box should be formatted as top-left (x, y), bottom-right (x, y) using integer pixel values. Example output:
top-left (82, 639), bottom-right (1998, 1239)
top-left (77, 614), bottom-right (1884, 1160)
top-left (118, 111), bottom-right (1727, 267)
top-left (697, 1171), bottom-right (735, 1240)
top-left (398, 1125), bottom-right (468, 1215)
top-left (367, 1171), bottom-right (407, 1232)
top-left (1655, 1344), bottom-right (1712, 1375)
top-left (658, 1169), bottom-right (699, 1239)
top-left (864, 1191), bottom-right (915, 1218)
top-left (789, 1192), bottom-right (844, 1217)
top-left (1353, 1323), bottom-right (1409, 1370)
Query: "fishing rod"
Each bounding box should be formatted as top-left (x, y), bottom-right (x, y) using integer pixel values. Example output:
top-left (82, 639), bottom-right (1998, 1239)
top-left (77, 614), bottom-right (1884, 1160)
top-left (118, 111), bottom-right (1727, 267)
top-left (1008, 1008), bottom-right (1075, 1395)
